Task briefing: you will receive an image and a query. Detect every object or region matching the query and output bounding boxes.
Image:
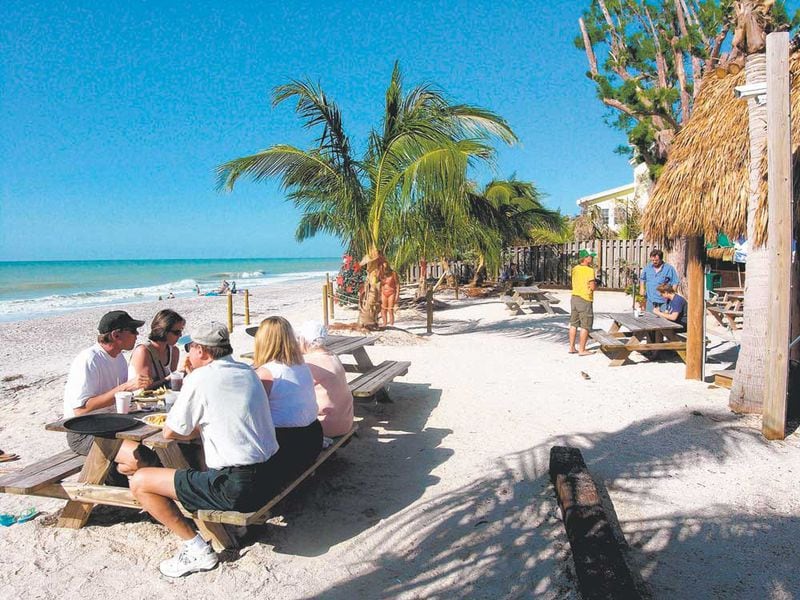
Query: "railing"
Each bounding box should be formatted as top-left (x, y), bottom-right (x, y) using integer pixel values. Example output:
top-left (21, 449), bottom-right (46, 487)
top-left (507, 240), bottom-right (657, 290)
top-left (399, 240), bottom-right (658, 290)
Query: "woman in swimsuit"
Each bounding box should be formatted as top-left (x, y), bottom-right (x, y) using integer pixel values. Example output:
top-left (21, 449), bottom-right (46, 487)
top-left (129, 309), bottom-right (186, 389)
top-left (380, 263), bottom-right (400, 326)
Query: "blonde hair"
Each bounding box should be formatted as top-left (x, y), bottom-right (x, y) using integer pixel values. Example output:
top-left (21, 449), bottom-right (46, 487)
top-left (252, 316), bottom-right (304, 367)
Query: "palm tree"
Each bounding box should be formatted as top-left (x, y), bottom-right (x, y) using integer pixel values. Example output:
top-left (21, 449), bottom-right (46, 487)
top-left (217, 63), bottom-right (516, 326)
top-left (729, 0), bottom-right (777, 413)
top-left (464, 179), bottom-right (560, 285)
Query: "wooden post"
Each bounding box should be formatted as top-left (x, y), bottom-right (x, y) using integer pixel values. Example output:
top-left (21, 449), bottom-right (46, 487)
top-left (244, 289), bottom-right (250, 326)
top-left (685, 236), bottom-right (704, 380)
top-left (328, 278), bottom-right (335, 321)
top-left (426, 289), bottom-right (433, 334)
top-left (763, 32), bottom-right (792, 440)
top-left (226, 291), bottom-right (233, 332)
top-left (322, 284), bottom-right (329, 326)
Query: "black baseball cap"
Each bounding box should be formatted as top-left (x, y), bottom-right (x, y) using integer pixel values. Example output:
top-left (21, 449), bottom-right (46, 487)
top-left (98, 310), bottom-right (145, 334)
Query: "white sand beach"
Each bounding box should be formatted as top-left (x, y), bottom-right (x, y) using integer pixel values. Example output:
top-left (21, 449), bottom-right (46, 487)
top-left (0, 282), bottom-right (798, 599)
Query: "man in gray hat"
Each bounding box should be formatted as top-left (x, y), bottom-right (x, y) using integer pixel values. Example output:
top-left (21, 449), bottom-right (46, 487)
top-left (130, 321), bottom-right (280, 577)
top-left (63, 310), bottom-right (153, 473)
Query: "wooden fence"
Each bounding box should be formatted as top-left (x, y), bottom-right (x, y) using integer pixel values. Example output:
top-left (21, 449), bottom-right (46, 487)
top-left (402, 240), bottom-right (658, 290)
top-left (506, 240), bottom-right (658, 290)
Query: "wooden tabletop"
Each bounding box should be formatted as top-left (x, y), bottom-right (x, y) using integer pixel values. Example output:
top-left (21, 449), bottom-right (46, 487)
top-left (513, 285), bottom-right (542, 295)
top-left (606, 311), bottom-right (683, 333)
top-left (46, 414), bottom-right (161, 442)
top-left (241, 334), bottom-right (376, 361)
top-left (714, 286), bottom-right (744, 293)
top-left (324, 334), bottom-right (376, 355)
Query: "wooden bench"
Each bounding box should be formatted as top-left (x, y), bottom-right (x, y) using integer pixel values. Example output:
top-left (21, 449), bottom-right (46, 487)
top-left (186, 425), bottom-right (358, 527)
top-left (349, 360), bottom-right (410, 399)
top-left (591, 330), bottom-right (687, 366)
top-left (500, 295), bottom-right (524, 315)
top-left (589, 331), bottom-right (626, 349)
top-left (714, 369), bottom-right (735, 389)
top-left (0, 449), bottom-right (85, 495)
top-left (707, 306), bottom-right (744, 331)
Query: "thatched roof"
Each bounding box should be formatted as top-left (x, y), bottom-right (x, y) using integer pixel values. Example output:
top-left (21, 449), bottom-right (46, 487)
top-left (643, 52), bottom-right (800, 247)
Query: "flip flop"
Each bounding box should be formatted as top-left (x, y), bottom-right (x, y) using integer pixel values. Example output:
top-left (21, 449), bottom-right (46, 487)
top-left (0, 453), bottom-right (19, 463)
top-left (15, 507), bottom-right (37, 524)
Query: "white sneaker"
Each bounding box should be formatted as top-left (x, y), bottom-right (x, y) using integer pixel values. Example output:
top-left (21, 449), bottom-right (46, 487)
top-left (159, 543), bottom-right (219, 577)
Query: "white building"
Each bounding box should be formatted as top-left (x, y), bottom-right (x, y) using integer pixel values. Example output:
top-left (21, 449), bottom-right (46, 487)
top-left (575, 162), bottom-right (652, 232)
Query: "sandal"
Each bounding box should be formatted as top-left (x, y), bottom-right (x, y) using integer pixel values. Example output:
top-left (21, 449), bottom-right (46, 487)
top-left (0, 453), bottom-right (19, 463)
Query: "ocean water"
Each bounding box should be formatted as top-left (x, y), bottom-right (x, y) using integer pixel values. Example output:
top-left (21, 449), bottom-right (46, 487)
top-left (0, 257), bottom-right (341, 322)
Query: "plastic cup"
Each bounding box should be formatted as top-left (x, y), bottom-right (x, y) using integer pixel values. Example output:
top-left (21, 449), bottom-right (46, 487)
top-left (168, 372), bottom-right (184, 391)
top-left (115, 392), bottom-right (132, 414)
top-left (165, 391), bottom-right (178, 411)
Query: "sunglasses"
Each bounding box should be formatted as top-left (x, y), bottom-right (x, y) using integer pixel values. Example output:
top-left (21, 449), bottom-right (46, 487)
top-left (169, 329), bottom-right (183, 336)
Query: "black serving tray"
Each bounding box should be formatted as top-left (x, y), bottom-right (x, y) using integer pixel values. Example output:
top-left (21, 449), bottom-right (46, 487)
top-left (62, 414), bottom-right (141, 436)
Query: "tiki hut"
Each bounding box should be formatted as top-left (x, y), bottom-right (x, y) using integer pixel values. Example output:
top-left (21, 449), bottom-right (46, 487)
top-left (643, 51), bottom-right (800, 247)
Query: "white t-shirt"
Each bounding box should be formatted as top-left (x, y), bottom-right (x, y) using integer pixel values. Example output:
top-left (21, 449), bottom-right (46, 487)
top-left (263, 361), bottom-right (318, 428)
top-left (167, 355), bottom-right (278, 470)
top-left (63, 344), bottom-right (128, 418)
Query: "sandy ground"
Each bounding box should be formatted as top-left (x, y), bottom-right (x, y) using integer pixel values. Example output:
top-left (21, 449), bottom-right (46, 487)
top-left (0, 281), bottom-right (798, 599)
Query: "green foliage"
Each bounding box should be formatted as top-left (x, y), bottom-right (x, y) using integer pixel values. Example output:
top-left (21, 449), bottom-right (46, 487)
top-left (578, 0), bottom-right (795, 172)
top-left (217, 62), bottom-right (517, 269)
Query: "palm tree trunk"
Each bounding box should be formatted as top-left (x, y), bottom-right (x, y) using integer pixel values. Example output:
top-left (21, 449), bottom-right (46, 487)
top-left (440, 257), bottom-right (456, 288)
top-left (417, 258), bottom-right (428, 298)
top-left (358, 251), bottom-right (382, 328)
top-left (470, 254), bottom-right (487, 286)
top-left (730, 52), bottom-right (770, 413)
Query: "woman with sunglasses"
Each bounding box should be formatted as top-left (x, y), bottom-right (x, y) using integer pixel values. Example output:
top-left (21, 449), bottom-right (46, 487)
top-left (129, 309), bottom-right (186, 390)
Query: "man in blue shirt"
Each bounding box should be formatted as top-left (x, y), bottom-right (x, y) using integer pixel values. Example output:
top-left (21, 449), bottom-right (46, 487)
top-left (639, 249), bottom-right (679, 312)
top-left (653, 284), bottom-right (687, 330)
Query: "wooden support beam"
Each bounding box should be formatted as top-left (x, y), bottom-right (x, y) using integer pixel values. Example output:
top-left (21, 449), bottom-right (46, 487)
top-left (685, 236), bottom-right (705, 380)
top-left (763, 32), bottom-right (792, 440)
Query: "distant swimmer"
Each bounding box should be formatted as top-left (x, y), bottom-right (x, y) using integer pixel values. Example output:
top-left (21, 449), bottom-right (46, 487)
top-left (230, 281), bottom-right (237, 294)
top-left (167, 292), bottom-right (175, 300)
top-left (194, 284), bottom-right (201, 295)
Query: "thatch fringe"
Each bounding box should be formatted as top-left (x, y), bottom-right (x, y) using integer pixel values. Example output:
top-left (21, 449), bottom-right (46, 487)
top-left (644, 51), bottom-right (800, 247)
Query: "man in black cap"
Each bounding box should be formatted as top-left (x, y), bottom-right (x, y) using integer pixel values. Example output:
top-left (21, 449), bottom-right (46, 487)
top-left (63, 310), bottom-right (153, 474)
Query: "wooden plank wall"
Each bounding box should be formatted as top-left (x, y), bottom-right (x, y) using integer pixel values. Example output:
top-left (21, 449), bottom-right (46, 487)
top-left (402, 240), bottom-right (658, 289)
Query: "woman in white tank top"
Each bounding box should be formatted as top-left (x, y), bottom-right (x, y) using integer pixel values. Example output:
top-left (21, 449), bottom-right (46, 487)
top-left (250, 316), bottom-right (322, 483)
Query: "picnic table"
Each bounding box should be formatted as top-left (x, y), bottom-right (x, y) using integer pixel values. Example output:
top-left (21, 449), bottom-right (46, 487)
top-left (0, 414), bottom-right (358, 551)
top-left (707, 288), bottom-right (744, 331)
top-left (591, 311), bottom-right (686, 367)
top-left (243, 334), bottom-right (409, 401)
top-left (502, 285), bottom-right (561, 315)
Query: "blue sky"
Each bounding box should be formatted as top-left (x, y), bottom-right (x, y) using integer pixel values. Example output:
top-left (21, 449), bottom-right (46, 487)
top-left (0, 1), bottom-right (772, 261)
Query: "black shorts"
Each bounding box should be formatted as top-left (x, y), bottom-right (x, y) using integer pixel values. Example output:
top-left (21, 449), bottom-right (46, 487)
top-left (274, 420), bottom-right (324, 483)
top-left (174, 460), bottom-right (282, 513)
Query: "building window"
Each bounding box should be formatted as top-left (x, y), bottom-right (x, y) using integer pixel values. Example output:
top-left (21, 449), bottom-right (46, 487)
top-left (600, 208), bottom-right (610, 225)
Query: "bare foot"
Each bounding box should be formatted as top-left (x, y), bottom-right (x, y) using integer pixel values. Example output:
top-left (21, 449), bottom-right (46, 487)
top-left (578, 350), bottom-right (596, 356)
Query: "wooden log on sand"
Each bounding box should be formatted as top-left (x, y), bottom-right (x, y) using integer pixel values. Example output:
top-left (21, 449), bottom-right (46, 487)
top-left (549, 446), bottom-right (643, 600)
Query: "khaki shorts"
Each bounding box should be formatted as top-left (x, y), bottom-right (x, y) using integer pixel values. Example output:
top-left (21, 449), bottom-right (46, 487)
top-left (570, 295), bottom-right (594, 330)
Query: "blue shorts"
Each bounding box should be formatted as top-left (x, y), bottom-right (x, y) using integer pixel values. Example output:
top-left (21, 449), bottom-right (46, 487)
top-left (174, 461), bottom-right (281, 512)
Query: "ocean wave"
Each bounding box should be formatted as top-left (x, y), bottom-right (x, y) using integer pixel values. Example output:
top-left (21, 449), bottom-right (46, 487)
top-left (0, 270), bottom-right (331, 321)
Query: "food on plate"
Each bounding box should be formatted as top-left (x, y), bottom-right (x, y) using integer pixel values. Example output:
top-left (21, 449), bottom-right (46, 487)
top-left (135, 386), bottom-right (168, 401)
top-left (142, 413), bottom-right (167, 428)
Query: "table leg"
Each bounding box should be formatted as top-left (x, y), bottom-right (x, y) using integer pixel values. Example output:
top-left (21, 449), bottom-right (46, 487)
top-left (351, 347), bottom-right (375, 372)
top-left (57, 437), bottom-right (122, 529)
top-left (541, 300), bottom-right (554, 315)
top-left (154, 443), bottom-right (238, 552)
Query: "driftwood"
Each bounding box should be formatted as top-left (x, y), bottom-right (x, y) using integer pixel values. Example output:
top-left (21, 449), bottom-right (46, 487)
top-left (549, 446), bottom-right (644, 600)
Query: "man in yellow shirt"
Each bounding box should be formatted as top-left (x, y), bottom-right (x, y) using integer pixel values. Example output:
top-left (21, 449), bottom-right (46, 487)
top-left (569, 249), bottom-right (598, 355)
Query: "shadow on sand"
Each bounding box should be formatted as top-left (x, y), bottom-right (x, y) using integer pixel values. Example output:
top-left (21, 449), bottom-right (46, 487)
top-left (245, 382), bottom-right (452, 558)
top-left (305, 410), bottom-right (799, 599)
